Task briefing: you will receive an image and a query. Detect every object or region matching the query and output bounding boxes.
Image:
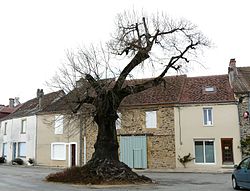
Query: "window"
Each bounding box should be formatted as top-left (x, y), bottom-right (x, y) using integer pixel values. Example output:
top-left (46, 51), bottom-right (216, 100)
top-left (238, 157), bottom-right (250, 169)
top-left (21, 119), bottom-right (27, 134)
top-left (194, 140), bottom-right (215, 163)
top-left (146, 111), bottom-right (157, 128)
top-left (18, 142), bottom-right (26, 158)
top-left (4, 122), bottom-right (7, 135)
top-left (2, 143), bottom-right (7, 157)
top-left (51, 143), bottom-right (66, 160)
top-left (204, 86), bottom-right (216, 93)
top-left (116, 112), bottom-right (122, 129)
top-left (54, 115), bottom-right (64, 134)
top-left (203, 108), bottom-right (213, 126)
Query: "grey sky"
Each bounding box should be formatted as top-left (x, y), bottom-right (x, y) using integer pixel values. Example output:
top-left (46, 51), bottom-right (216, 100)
top-left (1, 0), bottom-right (249, 105)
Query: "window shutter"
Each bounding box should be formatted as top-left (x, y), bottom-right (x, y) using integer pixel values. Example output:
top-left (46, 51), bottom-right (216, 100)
top-left (51, 143), bottom-right (66, 160)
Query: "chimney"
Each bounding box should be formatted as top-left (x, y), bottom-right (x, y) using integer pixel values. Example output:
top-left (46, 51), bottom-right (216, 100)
top-left (14, 97), bottom-right (20, 106)
top-left (37, 89), bottom-right (44, 98)
top-left (228, 58), bottom-right (237, 88)
top-left (9, 98), bottom-right (15, 108)
top-left (229, 58), bottom-right (236, 69)
top-left (37, 89), bottom-right (44, 109)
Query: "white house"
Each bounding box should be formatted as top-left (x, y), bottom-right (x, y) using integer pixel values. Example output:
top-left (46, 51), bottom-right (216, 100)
top-left (0, 89), bottom-right (64, 164)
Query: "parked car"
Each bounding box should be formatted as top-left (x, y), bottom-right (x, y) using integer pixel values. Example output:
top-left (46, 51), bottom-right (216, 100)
top-left (232, 156), bottom-right (250, 190)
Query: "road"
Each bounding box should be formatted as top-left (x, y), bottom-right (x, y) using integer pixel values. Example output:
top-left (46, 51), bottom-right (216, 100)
top-left (0, 165), bottom-right (241, 191)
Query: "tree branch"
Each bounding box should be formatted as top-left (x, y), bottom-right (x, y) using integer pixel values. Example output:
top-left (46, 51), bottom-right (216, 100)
top-left (85, 74), bottom-right (102, 94)
top-left (113, 50), bottom-right (150, 92)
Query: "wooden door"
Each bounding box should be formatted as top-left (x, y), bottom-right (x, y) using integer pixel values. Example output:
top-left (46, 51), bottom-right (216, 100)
top-left (71, 144), bottom-right (76, 167)
top-left (221, 138), bottom-right (234, 164)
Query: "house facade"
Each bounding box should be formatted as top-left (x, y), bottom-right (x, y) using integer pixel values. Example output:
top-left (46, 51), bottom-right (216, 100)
top-left (175, 75), bottom-right (242, 169)
top-left (35, 76), bottom-right (186, 168)
top-left (36, 113), bottom-right (80, 167)
top-left (0, 89), bottom-right (64, 164)
top-left (15, 73), bottom-right (242, 170)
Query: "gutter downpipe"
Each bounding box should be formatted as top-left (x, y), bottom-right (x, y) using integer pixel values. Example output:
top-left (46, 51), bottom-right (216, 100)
top-left (178, 106), bottom-right (183, 145)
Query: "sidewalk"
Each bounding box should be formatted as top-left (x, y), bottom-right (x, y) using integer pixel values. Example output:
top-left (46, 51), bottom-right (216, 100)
top-left (134, 167), bottom-right (234, 174)
top-left (1, 163), bottom-right (234, 174)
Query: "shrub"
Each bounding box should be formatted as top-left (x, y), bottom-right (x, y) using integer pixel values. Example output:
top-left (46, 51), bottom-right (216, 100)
top-left (178, 153), bottom-right (195, 168)
top-left (28, 158), bottom-right (35, 165)
top-left (241, 136), bottom-right (250, 157)
top-left (0, 156), bottom-right (6, 163)
top-left (12, 158), bottom-right (24, 165)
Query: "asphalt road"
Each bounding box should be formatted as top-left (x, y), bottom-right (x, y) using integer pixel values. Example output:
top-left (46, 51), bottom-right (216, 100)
top-left (0, 165), bottom-right (243, 191)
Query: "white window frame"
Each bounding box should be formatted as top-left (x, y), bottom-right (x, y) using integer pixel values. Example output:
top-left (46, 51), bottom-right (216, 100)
top-left (54, 115), bottom-right (64, 135)
top-left (51, 142), bottom-right (66, 160)
top-left (18, 142), bottom-right (26, 158)
top-left (194, 139), bottom-right (215, 164)
top-left (116, 112), bottom-right (122, 129)
top-left (146, 111), bottom-right (157, 128)
top-left (21, 119), bottom-right (27, 134)
top-left (203, 108), bottom-right (213, 126)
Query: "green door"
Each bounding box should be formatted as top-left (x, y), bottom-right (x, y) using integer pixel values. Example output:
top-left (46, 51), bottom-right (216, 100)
top-left (120, 135), bottom-right (147, 169)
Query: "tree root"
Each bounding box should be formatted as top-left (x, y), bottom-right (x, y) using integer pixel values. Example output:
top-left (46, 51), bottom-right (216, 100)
top-left (46, 159), bottom-right (152, 185)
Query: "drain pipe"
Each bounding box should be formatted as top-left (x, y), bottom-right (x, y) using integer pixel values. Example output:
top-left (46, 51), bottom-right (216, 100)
top-left (178, 106), bottom-right (183, 145)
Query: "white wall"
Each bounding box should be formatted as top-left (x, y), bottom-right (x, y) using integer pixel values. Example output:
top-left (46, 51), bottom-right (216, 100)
top-left (0, 115), bottom-right (36, 163)
top-left (175, 104), bottom-right (242, 169)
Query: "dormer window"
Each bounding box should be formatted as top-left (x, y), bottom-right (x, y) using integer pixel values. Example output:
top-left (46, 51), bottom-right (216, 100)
top-left (203, 86), bottom-right (216, 94)
top-left (205, 86), bottom-right (214, 92)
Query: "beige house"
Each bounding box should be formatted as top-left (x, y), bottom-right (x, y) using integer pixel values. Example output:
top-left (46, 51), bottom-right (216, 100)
top-left (36, 113), bottom-right (80, 167)
top-left (175, 75), bottom-right (242, 170)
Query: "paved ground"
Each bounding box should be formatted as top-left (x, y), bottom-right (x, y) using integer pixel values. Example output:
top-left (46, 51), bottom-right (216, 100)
top-left (0, 165), bottom-right (244, 191)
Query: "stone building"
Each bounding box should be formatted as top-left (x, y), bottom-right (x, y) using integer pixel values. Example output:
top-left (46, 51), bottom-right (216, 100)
top-left (228, 58), bottom-right (250, 156)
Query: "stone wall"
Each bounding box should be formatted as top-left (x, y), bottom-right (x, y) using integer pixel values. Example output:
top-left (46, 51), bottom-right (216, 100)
top-left (236, 94), bottom-right (250, 156)
top-left (83, 106), bottom-right (176, 169)
top-left (236, 94), bottom-right (250, 137)
top-left (117, 106), bottom-right (176, 169)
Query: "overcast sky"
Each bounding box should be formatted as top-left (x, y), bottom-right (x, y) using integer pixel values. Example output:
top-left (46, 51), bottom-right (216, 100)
top-left (0, 0), bottom-right (249, 105)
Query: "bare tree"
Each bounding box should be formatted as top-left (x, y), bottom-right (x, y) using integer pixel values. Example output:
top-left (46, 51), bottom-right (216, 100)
top-left (47, 11), bottom-right (210, 184)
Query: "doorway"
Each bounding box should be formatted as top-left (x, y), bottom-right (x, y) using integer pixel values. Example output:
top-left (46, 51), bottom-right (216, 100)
top-left (120, 135), bottom-right (147, 169)
top-left (69, 143), bottom-right (77, 167)
top-left (221, 138), bottom-right (234, 164)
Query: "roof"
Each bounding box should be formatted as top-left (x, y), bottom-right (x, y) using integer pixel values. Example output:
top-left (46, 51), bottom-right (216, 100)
top-left (121, 75), bottom-right (186, 106)
top-left (232, 67), bottom-right (250, 93)
top-left (179, 75), bottom-right (235, 104)
top-left (39, 74), bottom-right (236, 114)
top-left (0, 105), bottom-right (20, 119)
top-left (0, 106), bottom-right (16, 114)
top-left (40, 75), bottom-right (187, 113)
top-left (1, 90), bottom-right (64, 121)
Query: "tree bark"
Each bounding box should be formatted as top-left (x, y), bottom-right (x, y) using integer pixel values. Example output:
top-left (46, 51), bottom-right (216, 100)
top-left (90, 90), bottom-right (120, 161)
